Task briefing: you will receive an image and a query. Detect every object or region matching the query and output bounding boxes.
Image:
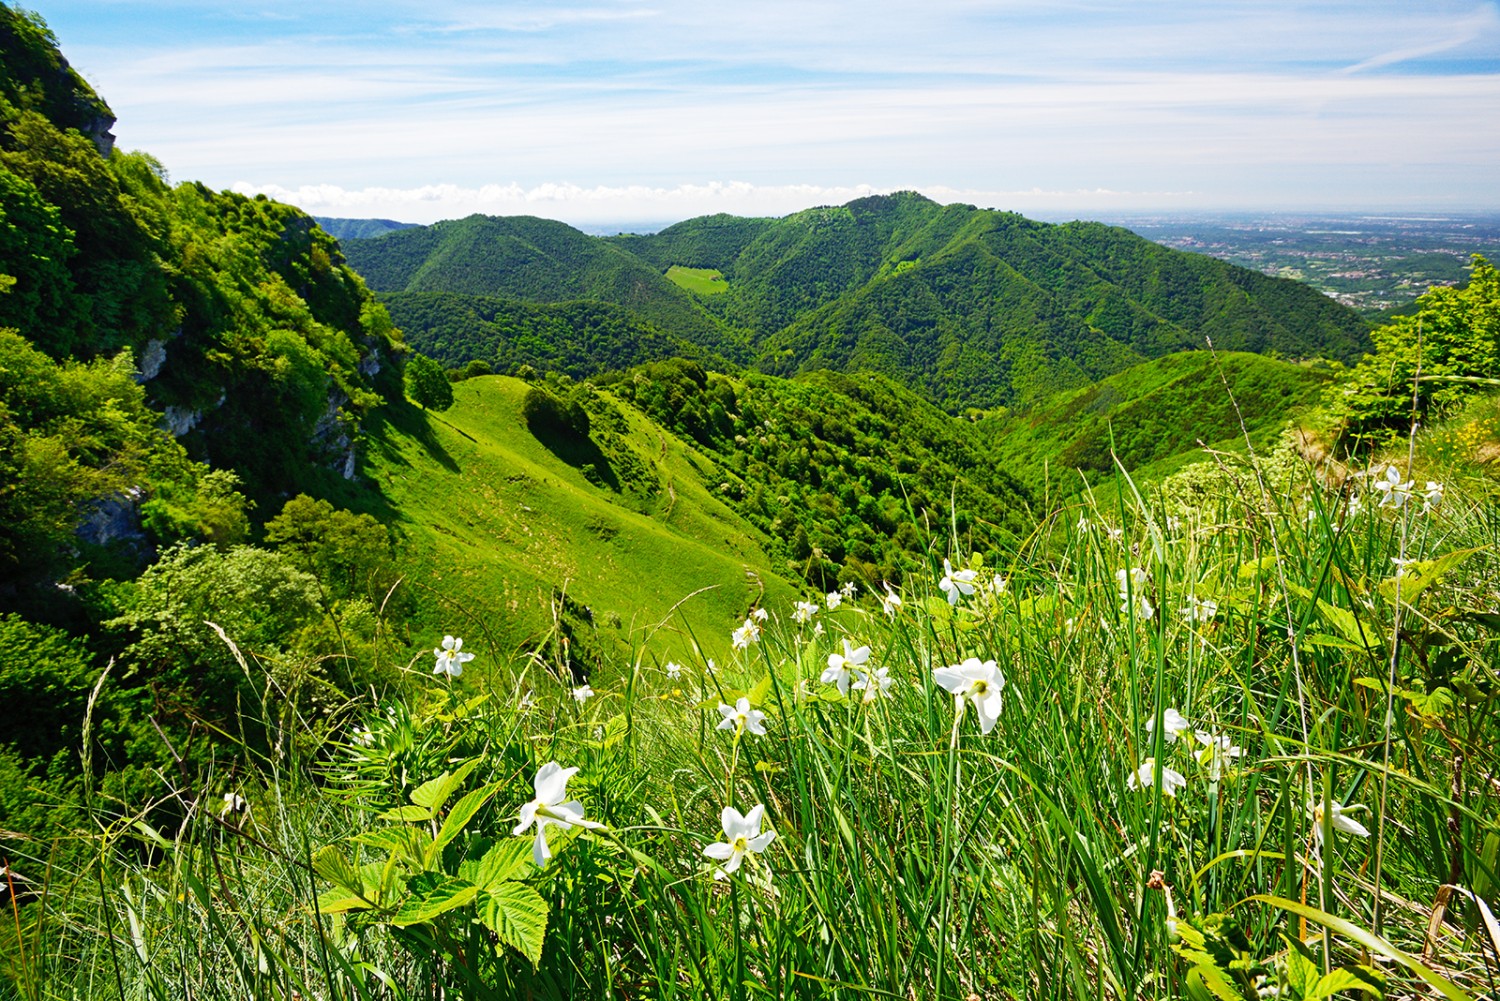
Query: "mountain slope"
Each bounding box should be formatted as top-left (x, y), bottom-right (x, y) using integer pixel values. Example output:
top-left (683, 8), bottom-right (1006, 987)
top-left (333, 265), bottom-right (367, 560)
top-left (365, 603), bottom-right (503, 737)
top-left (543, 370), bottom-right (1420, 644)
top-left (358, 193), bottom-right (1370, 411)
top-left (343, 214), bottom-right (744, 359)
top-left (986, 350), bottom-right (1333, 496)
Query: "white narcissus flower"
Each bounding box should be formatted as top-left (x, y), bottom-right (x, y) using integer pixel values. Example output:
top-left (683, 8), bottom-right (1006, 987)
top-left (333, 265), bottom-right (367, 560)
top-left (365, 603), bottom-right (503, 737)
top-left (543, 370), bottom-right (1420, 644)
top-left (433, 635), bottom-right (475, 677)
top-left (1145, 707), bottom-right (1191, 743)
top-left (825, 591), bottom-right (843, 610)
top-left (1121, 594), bottom-right (1155, 620)
top-left (1422, 481), bottom-right (1443, 513)
top-left (793, 600), bottom-right (818, 624)
top-left (716, 697), bottom-right (767, 736)
top-left (1372, 465), bottom-right (1414, 509)
top-left (1128, 757), bottom-right (1187, 797)
top-left (932, 657), bottom-right (1006, 734)
top-left (1307, 799), bottom-right (1371, 845)
top-left (1347, 493), bottom-right (1364, 518)
top-left (852, 665), bottom-right (893, 702)
top-left (1182, 596), bottom-right (1218, 623)
top-left (514, 761), bottom-right (605, 867)
top-left (702, 804), bottom-right (775, 879)
top-left (880, 585), bottom-right (902, 618)
top-left (812, 621), bottom-right (825, 637)
top-left (1193, 730), bottom-right (1245, 780)
top-left (664, 661), bottom-right (683, 679)
top-left (1115, 567), bottom-right (1149, 599)
top-left (572, 684), bottom-right (595, 704)
top-left (732, 617), bottom-right (761, 649)
top-left (221, 792), bottom-right (246, 816)
top-left (938, 559), bottom-right (978, 606)
top-left (751, 607), bottom-right (769, 622)
top-left (840, 581), bottom-right (858, 600)
top-left (821, 639), bottom-right (871, 696)
top-left (1107, 526), bottom-right (1124, 541)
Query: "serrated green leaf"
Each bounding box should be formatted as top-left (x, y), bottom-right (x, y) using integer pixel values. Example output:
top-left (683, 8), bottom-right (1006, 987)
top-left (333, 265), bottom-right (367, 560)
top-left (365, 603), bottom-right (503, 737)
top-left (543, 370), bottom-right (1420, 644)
top-left (461, 838), bottom-right (534, 891)
top-left (389, 877), bottom-right (480, 927)
top-left (1238, 555), bottom-right (1278, 581)
top-left (312, 846), bottom-right (363, 893)
top-left (317, 888), bottom-right (373, 914)
top-left (410, 758), bottom-right (480, 812)
top-left (1283, 933), bottom-right (1320, 997)
top-left (378, 805), bottom-right (433, 823)
top-left (430, 782), bottom-right (501, 861)
top-left (599, 713), bottom-right (629, 748)
top-left (479, 882), bottom-right (549, 967)
top-left (1376, 548), bottom-right (1480, 605)
top-left (1184, 966), bottom-right (1240, 1001)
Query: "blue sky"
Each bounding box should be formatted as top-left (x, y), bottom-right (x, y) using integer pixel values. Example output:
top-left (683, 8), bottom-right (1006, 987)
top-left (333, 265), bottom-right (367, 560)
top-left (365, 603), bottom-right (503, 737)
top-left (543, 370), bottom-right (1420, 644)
top-left (35, 1), bottom-right (1500, 225)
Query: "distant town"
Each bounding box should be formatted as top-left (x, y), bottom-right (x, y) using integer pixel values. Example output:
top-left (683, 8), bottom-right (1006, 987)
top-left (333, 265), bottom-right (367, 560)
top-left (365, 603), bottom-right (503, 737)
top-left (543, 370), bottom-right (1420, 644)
top-left (1102, 212), bottom-right (1500, 317)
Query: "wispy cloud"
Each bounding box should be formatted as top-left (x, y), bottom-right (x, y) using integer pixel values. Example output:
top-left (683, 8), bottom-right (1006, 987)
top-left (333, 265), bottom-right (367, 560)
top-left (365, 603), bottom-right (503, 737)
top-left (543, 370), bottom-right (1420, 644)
top-left (44, 0), bottom-right (1500, 217)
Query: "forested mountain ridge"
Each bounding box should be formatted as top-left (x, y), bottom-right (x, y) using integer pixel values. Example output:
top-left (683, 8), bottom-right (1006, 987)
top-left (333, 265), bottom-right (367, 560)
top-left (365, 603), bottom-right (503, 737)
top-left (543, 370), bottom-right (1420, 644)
top-left (353, 192), bottom-right (1371, 408)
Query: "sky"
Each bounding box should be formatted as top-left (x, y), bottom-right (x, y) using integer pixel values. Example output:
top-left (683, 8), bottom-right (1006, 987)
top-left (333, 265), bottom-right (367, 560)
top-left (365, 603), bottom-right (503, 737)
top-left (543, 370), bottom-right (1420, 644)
top-left (33, 1), bottom-right (1500, 227)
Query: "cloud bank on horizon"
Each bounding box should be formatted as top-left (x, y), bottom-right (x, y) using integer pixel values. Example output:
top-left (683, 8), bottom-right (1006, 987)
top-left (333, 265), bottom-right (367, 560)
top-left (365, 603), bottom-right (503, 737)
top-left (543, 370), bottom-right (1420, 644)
top-left (39, 0), bottom-right (1500, 225)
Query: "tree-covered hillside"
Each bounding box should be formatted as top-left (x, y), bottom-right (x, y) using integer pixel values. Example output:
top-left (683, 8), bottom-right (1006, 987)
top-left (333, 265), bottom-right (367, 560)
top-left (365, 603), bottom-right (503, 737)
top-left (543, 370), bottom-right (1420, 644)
top-left (382, 291), bottom-right (713, 379)
top-left (358, 192), bottom-right (1371, 410)
top-left (342, 213), bottom-right (744, 359)
top-left (0, 4), bottom-right (403, 587)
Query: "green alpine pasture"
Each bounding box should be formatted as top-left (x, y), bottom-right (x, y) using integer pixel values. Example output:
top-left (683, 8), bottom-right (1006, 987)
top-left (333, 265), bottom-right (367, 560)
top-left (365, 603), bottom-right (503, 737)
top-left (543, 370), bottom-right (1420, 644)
top-left (665, 265), bottom-right (731, 295)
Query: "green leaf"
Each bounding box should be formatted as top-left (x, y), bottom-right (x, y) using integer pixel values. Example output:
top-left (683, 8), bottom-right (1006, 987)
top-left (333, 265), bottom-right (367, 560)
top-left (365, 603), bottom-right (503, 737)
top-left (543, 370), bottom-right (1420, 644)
top-left (1238, 555), bottom-right (1278, 581)
top-left (1184, 965), bottom-right (1242, 1001)
top-left (410, 758), bottom-right (480, 812)
top-left (1375, 548), bottom-right (1480, 604)
top-left (430, 782), bottom-right (501, 860)
top-left (748, 674), bottom-right (773, 708)
top-left (1283, 934), bottom-right (1320, 997)
top-left (389, 876), bottom-right (481, 927)
top-left (312, 845), bottom-right (363, 893)
top-left (317, 888), bottom-right (374, 915)
top-left (460, 838), bottom-right (534, 891)
top-left (924, 596), bottom-right (953, 622)
top-left (1308, 966), bottom-right (1385, 999)
top-left (379, 804), bottom-right (433, 822)
top-left (479, 882), bottom-right (549, 967)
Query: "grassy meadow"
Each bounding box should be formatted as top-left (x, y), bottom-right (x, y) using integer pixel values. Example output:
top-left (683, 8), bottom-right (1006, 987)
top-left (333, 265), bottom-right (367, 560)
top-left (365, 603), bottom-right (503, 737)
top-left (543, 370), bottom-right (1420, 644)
top-left (10, 419), bottom-right (1500, 1001)
top-left (330, 374), bottom-right (796, 666)
top-left (665, 266), bottom-right (732, 296)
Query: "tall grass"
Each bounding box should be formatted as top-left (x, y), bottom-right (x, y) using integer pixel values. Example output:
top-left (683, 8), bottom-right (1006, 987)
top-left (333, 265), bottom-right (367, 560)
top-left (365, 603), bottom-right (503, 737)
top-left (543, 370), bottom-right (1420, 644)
top-left (9, 453), bottom-right (1500, 1000)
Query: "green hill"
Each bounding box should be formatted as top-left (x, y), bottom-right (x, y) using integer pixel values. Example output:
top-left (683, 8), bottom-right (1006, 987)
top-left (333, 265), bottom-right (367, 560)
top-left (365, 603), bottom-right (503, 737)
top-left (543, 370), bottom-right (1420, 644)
top-left (335, 375), bottom-right (797, 665)
top-left (360, 192), bottom-right (1370, 411)
top-left (342, 214), bottom-right (745, 359)
top-left (313, 216), bottom-right (418, 241)
top-left (986, 350), bottom-right (1333, 496)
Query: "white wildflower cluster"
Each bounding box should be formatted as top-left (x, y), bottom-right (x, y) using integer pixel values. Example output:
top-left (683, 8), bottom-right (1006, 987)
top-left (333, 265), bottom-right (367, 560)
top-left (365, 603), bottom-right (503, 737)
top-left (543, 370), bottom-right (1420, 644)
top-left (1350, 465), bottom-right (1443, 517)
top-left (1129, 707), bottom-right (1246, 795)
